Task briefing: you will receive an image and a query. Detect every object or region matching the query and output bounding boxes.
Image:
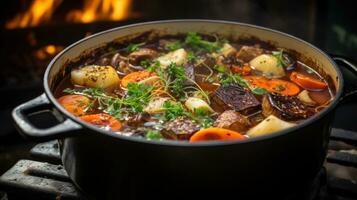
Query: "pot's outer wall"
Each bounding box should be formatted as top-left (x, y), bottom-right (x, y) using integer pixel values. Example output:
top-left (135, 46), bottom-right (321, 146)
top-left (46, 20), bottom-right (341, 199)
top-left (61, 113), bottom-right (331, 199)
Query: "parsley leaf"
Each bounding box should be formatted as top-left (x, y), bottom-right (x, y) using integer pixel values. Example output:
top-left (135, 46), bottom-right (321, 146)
top-left (167, 63), bottom-right (186, 97)
top-left (162, 101), bottom-right (186, 121)
top-left (272, 50), bottom-right (289, 67)
top-left (127, 42), bottom-right (145, 53)
top-left (187, 51), bottom-right (197, 62)
top-left (126, 83), bottom-right (154, 112)
top-left (251, 87), bottom-right (267, 95)
top-left (165, 41), bottom-right (182, 51)
top-left (185, 32), bottom-right (221, 52)
top-left (145, 130), bottom-right (163, 140)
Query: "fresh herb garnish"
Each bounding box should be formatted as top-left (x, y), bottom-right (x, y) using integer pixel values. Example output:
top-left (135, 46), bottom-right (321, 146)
top-left (145, 130), bottom-right (163, 140)
top-left (187, 51), bottom-right (197, 62)
top-left (191, 108), bottom-right (214, 128)
top-left (140, 60), bottom-right (151, 68)
top-left (127, 42), bottom-right (145, 53)
top-left (165, 41), bottom-right (182, 51)
top-left (167, 63), bottom-right (186, 97)
top-left (63, 83), bottom-right (153, 118)
top-left (126, 83), bottom-right (154, 112)
top-left (272, 50), bottom-right (288, 67)
top-left (162, 101), bottom-right (186, 121)
top-left (185, 32), bottom-right (221, 52)
top-left (251, 87), bottom-right (267, 95)
top-left (218, 71), bottom-right (249, 87)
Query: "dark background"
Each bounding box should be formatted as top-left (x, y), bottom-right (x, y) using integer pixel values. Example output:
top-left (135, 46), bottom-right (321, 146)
top-left (0, 0), bottom-right (356, 174)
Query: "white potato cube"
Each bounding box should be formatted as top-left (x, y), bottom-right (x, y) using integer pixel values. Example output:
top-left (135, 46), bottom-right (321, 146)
top-left (156, 48), bottom-right (188, 69)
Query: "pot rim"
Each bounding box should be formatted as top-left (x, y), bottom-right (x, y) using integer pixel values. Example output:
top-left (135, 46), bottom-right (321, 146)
top-left (44, 19), bottom-right (343, 147)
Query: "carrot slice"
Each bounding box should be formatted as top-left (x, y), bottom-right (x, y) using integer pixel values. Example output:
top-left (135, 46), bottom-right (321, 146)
top-left (244, 76), bottom-right (300, 96)
top-left (121, 70), bottom-right (156, 88)
top-left (80, 113), bottom-right (122, 131)
top-left (290, 72), bottom-right (327, 91)
top-left (189, 128), bottom-right (246, 143)
top-left (58, 95), bottom-right (90, 116)
top-left (231, 64), bottom-right (252, 75)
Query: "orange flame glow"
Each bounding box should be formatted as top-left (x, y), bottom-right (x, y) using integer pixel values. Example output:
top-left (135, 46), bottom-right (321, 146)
top-left (5, 0), bottom-right (132, 29)
top-left (6, 0), bottom-right (61, 29)
top-left (67, 0), bottom-right (132, 23)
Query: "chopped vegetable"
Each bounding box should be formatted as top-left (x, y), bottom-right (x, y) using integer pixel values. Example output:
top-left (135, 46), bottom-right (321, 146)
top-left (247, 115), bottom-right (295, 138)
top-left (231, 64), bottom-right (252, 75)
top-left (189, 127), bottom-right (246, 143)
top-left (57, 95), bottom-right (91, 116)
top-left (243, 76), bottom-right (300, 96)
top-left (249, 54), bottom-right (286, 78)
top-left (144, 97), bottom-right (170, 114)
top-left (80, 113), bottom-right (122, 131)
top-left (220, 43), bottom-right (237, 57)
top-left (297, 90), bottom-right (316, 106)
top-left (290, 72), bottom-right (327, 91)
top-left (184, 97), bottom-right (214, 114)
top-left (156, 48), bottom-right (188, 69)
top-left (71, 65), bottom-right (120, 90)
top-left (121, 70), bottom-right (156, 88)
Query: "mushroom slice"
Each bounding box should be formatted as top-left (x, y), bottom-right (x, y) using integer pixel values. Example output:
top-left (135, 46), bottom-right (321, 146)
top-left (262, 93), bottom-right (314, 120)
top-left (297, 90), bottom-right (316, 106)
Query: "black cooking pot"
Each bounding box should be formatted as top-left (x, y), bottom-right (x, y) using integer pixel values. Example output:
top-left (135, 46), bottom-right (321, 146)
top-left (11, 20), bottom-right (357, 199)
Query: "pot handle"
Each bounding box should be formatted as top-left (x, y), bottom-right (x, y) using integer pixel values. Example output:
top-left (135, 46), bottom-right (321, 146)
top-left (330, 55), bottom-right (357, 146)
top-left (12, 93), bottom-right (82, 141)
top-left (332, 56), bottom-right (357, 101)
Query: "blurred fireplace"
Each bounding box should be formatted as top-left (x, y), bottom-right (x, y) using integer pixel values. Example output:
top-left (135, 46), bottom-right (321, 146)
top-left (0, 0), bottom-right (339, 88)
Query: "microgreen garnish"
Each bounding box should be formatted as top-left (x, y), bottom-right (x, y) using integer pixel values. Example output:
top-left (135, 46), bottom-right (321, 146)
top-left (165, 41), bottom-right (182, 51)
top-left (145, 130), bottom-right (163, 140)
top-left (272, 49), bottom-right (289, 67)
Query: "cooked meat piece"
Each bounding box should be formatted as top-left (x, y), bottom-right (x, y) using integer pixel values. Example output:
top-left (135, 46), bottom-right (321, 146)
top-left (125, 113), bottom-right (151, 126)
top-left (128, 48), bottom-right (158, 65)
top-left (214, 110), bottom-right (251, 132)
top-left (262, 93), bottom-right (314, 120)
top-left (162, 117), bottom-right (200, 140)
top-left (211, 85), bottom-right (261, 114)
top-left (236, 46), bottom-right (264, 62)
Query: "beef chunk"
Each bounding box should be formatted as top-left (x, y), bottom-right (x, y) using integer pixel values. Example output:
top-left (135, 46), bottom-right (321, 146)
top-left (236, 46), bottom-right (264, 62)
top-left (214, 110), bottom-right (251, 132)
top-left (162, 117), bottom-right (200, 140)
top-left (128, 48), bottom-right (158, 65)
top-left (262, 93), bottom-right (314, 120)
top-left (211, 85), bottom-right (261, 114)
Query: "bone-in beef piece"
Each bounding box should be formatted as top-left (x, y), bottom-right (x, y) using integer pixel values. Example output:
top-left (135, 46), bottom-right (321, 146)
top-left (162, 117), bottom-right (200, 140)
top-left (211, 85), bottom-right (261, 114)
top-left (214, 110), bottom-right (252, 132)
top-left (236, 46), bottom-right (264, 62)
top-left (262, 93), bottom-right (314, 120)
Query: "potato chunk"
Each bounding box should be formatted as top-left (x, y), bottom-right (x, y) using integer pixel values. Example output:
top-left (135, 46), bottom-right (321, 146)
top-left (144, 97), bottom-right (170, 114)
top-left (249, 54), bottom-right (285, 78)
top-left (71, 65), bottom-right (120, 90)
top-left (156, 48), bottom-right (188, 68)
top-left (185, 97), bottom-right (214, 113)
top-left (247, 115), bottom-right (295, 138)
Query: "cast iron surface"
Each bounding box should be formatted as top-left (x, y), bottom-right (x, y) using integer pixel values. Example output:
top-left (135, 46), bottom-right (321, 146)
top-left (10, 20), bottom-right (357, 199)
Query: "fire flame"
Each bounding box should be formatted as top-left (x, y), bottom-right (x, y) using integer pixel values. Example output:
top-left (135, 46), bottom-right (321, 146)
top-left (6, 0), bottom-right (61, 29)
top-left (5, 0), bottom-right (132, 29)
top-left (67, 0), bottom-right (132, 23)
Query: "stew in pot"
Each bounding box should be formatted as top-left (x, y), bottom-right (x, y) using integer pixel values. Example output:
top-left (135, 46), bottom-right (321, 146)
top-left (55, 32), bottom-right (334, 142)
